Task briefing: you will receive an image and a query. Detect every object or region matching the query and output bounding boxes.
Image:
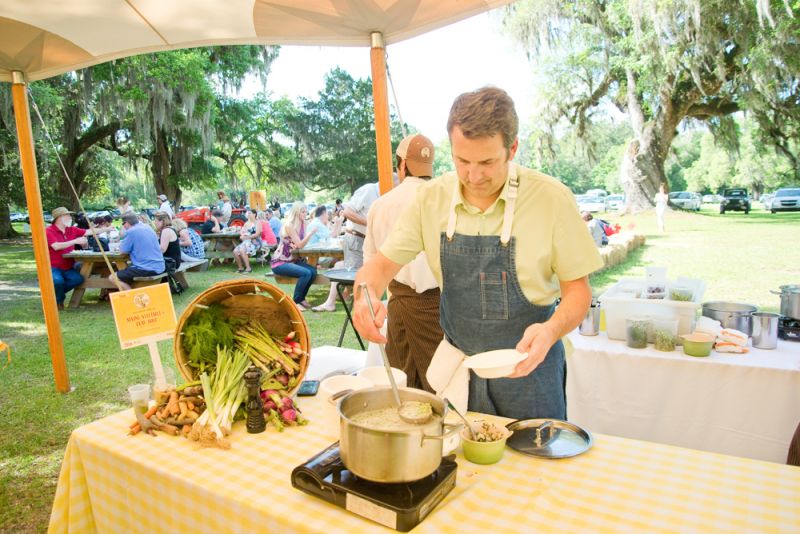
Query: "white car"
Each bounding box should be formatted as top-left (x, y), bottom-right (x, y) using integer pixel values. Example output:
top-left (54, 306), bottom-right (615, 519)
top-left (576, 195), bottom-right (606, 213)
top-left (769, 187), bottom-right (800, 213)
top-left (604, 194), bottom-right (625, 212)
top-left (668, 191), bottom-right (701, 211)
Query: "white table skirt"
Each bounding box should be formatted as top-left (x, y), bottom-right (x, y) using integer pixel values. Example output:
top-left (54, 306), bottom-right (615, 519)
top-left (566, 331), bottom-right (800, 463)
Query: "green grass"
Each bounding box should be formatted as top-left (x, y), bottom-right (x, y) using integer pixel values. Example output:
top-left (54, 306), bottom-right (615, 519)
top-left (1, 207), bottom-right (799, 532)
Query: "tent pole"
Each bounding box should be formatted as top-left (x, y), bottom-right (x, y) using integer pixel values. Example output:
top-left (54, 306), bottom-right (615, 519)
top-left (370, 32), bottom-right (394, 195)
top-left (11, 71), bottom-right (71, 393)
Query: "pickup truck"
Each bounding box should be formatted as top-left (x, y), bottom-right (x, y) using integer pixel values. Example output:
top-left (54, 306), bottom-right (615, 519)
top-left (720, 188), bottom-right (751, 214)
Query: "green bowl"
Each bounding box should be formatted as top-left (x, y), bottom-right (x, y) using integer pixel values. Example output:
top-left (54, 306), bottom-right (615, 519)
top-left (460, 429), bottom-right (509, 464)
top-left (681, 333), bottom-right (715, 357)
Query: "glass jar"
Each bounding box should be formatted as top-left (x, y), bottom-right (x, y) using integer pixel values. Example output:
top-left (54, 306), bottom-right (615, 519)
top-left (652, 318), bottom-right (678, 351)
top-left (626, 317), bottom-right (652, 349)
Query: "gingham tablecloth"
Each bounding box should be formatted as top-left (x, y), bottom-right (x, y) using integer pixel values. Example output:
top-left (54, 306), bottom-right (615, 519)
top-left (48, 396), bottom-right (800, 533)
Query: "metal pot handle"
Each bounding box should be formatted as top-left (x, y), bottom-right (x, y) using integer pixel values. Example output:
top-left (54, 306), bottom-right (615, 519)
top-left (770, 290), bottom-right (782, 295)
top-left (421, 422), bottom-right (463, 443)
top-left (328, 389), bottom-right (353, 405)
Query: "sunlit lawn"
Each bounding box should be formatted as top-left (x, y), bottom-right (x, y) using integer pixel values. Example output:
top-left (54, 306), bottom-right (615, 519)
top-left (1, 205), bottom-right (799, 532)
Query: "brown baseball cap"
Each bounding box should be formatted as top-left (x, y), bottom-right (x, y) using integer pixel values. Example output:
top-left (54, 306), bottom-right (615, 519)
top-left (396, 134), bottom-right (434, 177)
top-left (51, 207), bottom-right (73, 220)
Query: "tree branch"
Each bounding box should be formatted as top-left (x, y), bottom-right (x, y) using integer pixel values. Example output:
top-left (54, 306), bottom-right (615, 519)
top-left (686, 100), bottom-right (740, 119)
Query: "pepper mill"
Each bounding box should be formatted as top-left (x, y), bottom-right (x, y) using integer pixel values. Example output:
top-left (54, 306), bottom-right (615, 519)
top-left (244, 365), bottom-right (266, 434)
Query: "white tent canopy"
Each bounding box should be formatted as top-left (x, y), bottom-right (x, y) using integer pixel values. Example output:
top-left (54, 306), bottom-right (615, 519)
top-left (0, 0), bottom-right (512, 82)
top-left (1, 0), bottom-right (514, 392)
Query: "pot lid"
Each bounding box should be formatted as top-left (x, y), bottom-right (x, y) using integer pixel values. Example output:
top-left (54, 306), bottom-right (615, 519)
top-left (505, 419), bottom-right (592, 459)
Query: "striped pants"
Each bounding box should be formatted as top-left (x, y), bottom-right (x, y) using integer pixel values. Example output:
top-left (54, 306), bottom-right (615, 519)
top-left (386, 281), bottom-right (443, 393)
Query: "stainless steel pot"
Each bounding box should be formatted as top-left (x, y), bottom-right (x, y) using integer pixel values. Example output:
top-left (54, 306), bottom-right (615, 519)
top-left (338, 387), bottom-right (461, 483)
top-left (771, 285), bottom-right (800, 319)
top-left (701, 301), bottom-right (758, 335)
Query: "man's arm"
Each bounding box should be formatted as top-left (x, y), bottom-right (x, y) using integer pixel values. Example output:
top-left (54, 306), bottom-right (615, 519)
top-left (50, 237), bottom-right (87, 251)
top-left (509, 276), bottom-right (593, 378)
top-left (352, 252), bottom-right (404, 343)
top-left (342, 207), bottom-right (367, 227)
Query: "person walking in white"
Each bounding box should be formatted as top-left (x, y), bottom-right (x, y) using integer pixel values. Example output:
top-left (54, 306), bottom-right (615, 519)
top-left (654, 184), bottom-right (668, 232)
top-left (157, 194), bottom-right (174, 218)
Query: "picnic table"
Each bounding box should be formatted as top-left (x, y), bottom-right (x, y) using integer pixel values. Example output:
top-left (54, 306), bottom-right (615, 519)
top-left (201, 231), bottom-right (241, 262)
top-left (296, 243), bottom-right (344, 268)
top-left (62, 251), bottom-right (129, 309)
top-left (48, 352), bottom-right (800, 533)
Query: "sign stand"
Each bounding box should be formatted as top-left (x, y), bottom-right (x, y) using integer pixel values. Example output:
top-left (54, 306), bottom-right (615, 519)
top-left (109, 284), bottom-right (178, 383)
top-left (147, 342), bottom-right (167, 387)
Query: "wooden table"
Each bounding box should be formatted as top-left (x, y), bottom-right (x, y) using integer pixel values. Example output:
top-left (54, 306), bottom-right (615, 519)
top-left (62, 251), bottom-right (129, 309)
top-left (296, 244), bottom-right (344, 268)
top-left (200, 232), bottom-right (241, 261)
top-left (48, 390), bottom-right (800, 533)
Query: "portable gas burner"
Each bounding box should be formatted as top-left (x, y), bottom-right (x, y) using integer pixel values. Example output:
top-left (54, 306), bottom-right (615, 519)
top-left (778, 316), bottom-right (800, 342)
top-left (291, 442), bottom-right (457, 532)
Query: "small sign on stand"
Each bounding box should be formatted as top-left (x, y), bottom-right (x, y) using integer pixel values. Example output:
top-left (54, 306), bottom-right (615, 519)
top-left (109, 284), bottom-right (177, 385)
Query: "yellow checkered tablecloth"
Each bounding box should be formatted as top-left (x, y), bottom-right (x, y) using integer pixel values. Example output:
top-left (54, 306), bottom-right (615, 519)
top-left (48, 396), bottom-right (800, 533)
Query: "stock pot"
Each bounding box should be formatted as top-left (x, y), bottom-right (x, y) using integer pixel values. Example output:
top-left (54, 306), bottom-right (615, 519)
top-left (338, 387), bottom-right (461, 483)
top-left (772, 285), bottom-right (800, 319)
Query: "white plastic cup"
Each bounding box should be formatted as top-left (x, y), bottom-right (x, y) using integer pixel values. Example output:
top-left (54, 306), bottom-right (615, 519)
top-left (128, 383), bottom-right (151, 416)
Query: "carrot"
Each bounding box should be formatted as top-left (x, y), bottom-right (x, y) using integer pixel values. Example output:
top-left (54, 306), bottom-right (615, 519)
top-left (182, 424), bottom-right (192, 436)
top-left (129, 423), bottom-right (141, 435)
top-left (178, 401), bottom-right (188, 418)
top-left (167, 391), bottom-right (180, 416)
top-left (186, 401), bottom-right (196, 411)
top-left (144, 405), bottom-right (158, 418)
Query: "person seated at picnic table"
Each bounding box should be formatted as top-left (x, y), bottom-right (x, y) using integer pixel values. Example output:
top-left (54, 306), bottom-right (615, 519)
top-left (116, 196), bottom-right (133, 215)
top-left (270, 202), bottom-right (319, 311)
top-left (153, 211), bottom-right (181, 270)
top-left (232, 208), bottom-right (261, 274)
top-left (46, 207), bottom-right (112, 310)
top-left (109, 213), bottom-right (166, 291)
top-left (200, 209), bottom-right (224, 234)
top-left (306, 205), bottom-right (343, 247)
top-left (257, 210), bottom-right (277, 246)
top-left (172, 218), bottom-right (205, 263)
top-left (265, 208), bottom-right (281, 237)
top-left (582, 211), bottom-right (606, 247)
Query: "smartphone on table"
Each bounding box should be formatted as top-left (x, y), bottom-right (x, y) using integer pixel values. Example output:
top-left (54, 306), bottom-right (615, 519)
top-left (297, 380), bottom-right (320, 396)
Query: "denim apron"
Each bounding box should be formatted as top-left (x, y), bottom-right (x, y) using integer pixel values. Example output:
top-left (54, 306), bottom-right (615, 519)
top-left (439, 165), bottom-right (566, 420)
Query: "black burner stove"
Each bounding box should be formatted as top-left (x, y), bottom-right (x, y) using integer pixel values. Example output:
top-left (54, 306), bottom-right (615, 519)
top-left (291, 442), bottom-right (457, 532)
top-left (778, 316), bottom-right (800, 342)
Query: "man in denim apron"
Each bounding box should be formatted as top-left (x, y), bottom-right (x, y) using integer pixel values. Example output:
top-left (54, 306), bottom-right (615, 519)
top-left (353, 87), bottom-right (603, 420)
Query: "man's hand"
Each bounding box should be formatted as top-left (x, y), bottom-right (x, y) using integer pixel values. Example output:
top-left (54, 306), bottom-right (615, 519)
top-left (73, 236), bottom-right (89, 248)
top-left (351, 285), bottom-right (388, 343)
top-left (508, 322), bottom-right (558, 378)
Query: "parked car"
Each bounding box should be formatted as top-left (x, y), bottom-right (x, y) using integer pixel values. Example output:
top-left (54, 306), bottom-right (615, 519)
top-left (10, 212), bottom-right (26, 222)
top-left (575, 194), bottom-right (606, 213)
top-left (586, 188), bottom-right (608, 198)
top-left (768, 187), bottom-right (800, 213)
top-left (604, 194), bottom-right (625, 212)
top-left (668, 191), bottom-right (701, 211)
top-left (760, 193), bottom-right (774, 209)
top-left (702, 194), bottom-right (723, 204)
top-left (720, 188), bottom-right (751, 214)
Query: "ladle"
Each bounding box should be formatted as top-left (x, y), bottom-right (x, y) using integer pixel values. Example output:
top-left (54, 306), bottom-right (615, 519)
top-left (360, 283), bottom-right (432, 425)
top-left (445, 398), bottom-right (475, 440)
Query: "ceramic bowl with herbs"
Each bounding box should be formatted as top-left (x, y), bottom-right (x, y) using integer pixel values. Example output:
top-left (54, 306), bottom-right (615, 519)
top-left (461, 421), bottom-right (513, 464)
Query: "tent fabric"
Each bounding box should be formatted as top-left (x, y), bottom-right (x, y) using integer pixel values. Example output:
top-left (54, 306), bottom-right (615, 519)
top-left (0, 0), bottom-right (513, 81)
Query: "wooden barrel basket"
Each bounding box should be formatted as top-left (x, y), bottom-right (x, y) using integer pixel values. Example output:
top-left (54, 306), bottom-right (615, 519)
top-left (173, 278), bottom-right (310, 395)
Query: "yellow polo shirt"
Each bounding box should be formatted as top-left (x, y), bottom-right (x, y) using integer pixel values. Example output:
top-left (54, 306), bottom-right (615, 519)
top-left (380, 163), bottom-right (603, 305)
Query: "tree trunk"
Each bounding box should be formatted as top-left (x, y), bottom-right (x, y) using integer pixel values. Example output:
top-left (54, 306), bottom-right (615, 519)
top-left (0, 202), bottom-right (18, 239)
top-left (151, 128), bottom-right (182, 209)
top-left (620, 69), bottom-right (680, 212)
top-left (620, 128), bottom-right (668, 212)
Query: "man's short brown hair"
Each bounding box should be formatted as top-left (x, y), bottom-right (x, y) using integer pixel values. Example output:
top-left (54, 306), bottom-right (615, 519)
top-left (446, 86), bottom-right (518, 151)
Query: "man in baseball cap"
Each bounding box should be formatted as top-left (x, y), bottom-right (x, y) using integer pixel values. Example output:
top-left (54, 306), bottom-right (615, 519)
top-left (157, 193), bottom-right (174, 218)
top-left (361, 133), bottom-right (442, 391)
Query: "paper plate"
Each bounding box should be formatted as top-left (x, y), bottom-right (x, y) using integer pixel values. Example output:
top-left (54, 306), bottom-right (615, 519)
top-left (462, 349), bottom-right (527, 379)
